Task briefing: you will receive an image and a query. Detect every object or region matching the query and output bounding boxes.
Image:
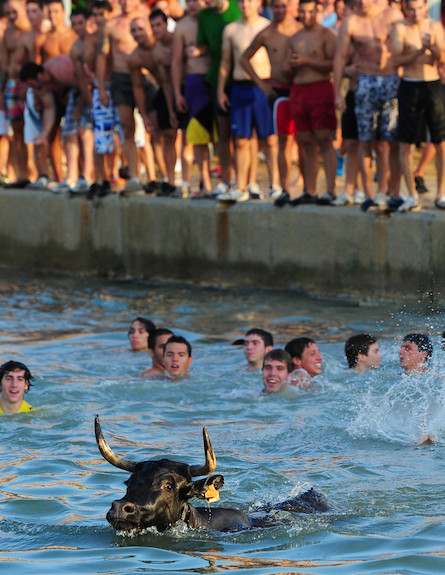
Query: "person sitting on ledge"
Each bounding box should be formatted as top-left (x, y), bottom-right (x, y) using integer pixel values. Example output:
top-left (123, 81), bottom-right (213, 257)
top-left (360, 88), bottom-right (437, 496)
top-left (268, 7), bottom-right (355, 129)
top-left (0, 360), bottom-right (34, 414)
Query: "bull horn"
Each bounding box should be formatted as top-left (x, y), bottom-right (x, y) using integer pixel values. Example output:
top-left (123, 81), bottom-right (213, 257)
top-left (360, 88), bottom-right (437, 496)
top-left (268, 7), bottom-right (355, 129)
top-left (95, 415), bottom-right (137, 473)
top-left (189, 426), bottom-right (217, 477)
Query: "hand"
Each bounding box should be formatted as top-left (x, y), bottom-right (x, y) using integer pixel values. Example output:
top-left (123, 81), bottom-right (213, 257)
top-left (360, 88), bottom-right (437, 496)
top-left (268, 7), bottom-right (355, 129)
top-left (335, 94), bottom-right (346, 113)
top-left (218, 91), bottom-right (230, 113)
top-left (186, 45), bottom-right (200, 58)
top-left (175, 94), bottom-right (188, 114)
top-left (33, 133), bottom-right (48, 145)
top-left (98, 89), bottom-right (109, 108)
top-left (169, 109), bottom-right (178, 131)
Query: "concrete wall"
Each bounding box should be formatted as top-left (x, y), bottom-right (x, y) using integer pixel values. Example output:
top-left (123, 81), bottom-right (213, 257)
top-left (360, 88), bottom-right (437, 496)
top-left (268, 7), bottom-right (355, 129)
top-left (1, 189), bottom-right (444, 302)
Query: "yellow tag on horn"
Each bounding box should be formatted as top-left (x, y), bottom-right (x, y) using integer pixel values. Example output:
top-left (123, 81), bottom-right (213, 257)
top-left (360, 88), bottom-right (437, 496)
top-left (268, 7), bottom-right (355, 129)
top-left (204, 485), bottom-right (220, 503)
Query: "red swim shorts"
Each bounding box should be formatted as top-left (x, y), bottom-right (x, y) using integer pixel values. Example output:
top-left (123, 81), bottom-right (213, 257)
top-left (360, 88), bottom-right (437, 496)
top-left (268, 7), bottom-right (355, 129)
top-left (290, 81), bottom-right (337, 132)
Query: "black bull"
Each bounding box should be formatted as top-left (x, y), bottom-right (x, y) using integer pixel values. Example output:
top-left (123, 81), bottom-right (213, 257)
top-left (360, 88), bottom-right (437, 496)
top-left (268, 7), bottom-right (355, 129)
top-left (95, 415), bottom-right (328, 532)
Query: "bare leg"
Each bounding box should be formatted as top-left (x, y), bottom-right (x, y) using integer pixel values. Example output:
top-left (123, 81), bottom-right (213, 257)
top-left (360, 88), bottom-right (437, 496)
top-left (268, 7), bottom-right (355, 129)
top-left (359, 140), bottom-right (374, 198)
top-left (297, 131), bottom-right (319, 196)
top-left (235, 137), bottom-right (251, 191)
top-left (216, 114), bottom-right (234, 185)
top-left (117, 105), bottom-right (138, 179)
top-left (194, 144), bottom-right (211, 192)
top-left (264, 133), bottom-right (279, 188)
top-left (314, 129), bottom-right (337, 194)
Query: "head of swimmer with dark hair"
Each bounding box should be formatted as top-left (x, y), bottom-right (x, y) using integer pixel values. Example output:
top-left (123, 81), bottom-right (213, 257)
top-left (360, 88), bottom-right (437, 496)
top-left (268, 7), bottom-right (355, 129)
top-left (285, 336), bottom-right (323, 377)
top-left (0, 360), bottom-right (34, 414)
top-left (345, 333), bottom-right (382, 372)
top-left (163, 335), bottom-right (193, 378)
top-left (243, 328), bottom-right (274, 371)
top-left (128, 317), bottom-right (156, 352)
top-left (399, 333), bottom-right (432, 374)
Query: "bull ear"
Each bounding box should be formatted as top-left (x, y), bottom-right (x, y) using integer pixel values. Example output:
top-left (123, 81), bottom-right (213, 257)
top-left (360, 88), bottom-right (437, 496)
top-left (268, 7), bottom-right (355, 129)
top-left (189, 427), bottom-right (217, 477)
top-left (192, 474), bottom-right (224, 499)
top-left (95, 415), bottom-right (138, 472)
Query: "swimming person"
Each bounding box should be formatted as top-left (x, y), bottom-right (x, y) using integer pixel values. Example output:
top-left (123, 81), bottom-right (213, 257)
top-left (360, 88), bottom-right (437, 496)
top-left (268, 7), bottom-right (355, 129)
top-left (345, 333), bottom-right (382, 373)
top-left (0, 360), bottom-right (34, 414)
top-left (163, 335), bottom-right (193, 379)
top-left (285, 337), bottom-right (323, 387)
top-left (262, 349), bottom-right (293, 394)
top-left (140, 328), bottom-right (174, 377)
top-left (128, 317), bottom-right (156, 352)
top-left (233, 328), bottom-right (274, 371)
top-left (399, 333), bottom-right (432, 375)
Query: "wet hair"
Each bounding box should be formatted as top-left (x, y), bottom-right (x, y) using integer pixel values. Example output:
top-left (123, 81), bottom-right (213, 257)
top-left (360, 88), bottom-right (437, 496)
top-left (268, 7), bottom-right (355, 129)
top-left (91, 0), bottom-right (112, 11)
top-left (71, 7), bottom-right (90, 18)
top-left (245, 328), bottom-right (274, 348)
top-left (263, 348), bottom-right (293, 372)
top-left (164, 335), bottom-right (192, 357)
top-left (0, 360), bottom-right (34, 390)
top-left (128, 317), bottom-right (156, 336)
top-left (403, 333), bottom-right (433, 359)
top-left (19, 61), bottom-right (43, 82)
top-left (149, 8), bottom-right (168, 22)
top-left (148, 328), bottom-right (174, 350)
top-left (285, 337), bottom-right (315, 360)
top-left (345, 333), bottom-right (377, 368)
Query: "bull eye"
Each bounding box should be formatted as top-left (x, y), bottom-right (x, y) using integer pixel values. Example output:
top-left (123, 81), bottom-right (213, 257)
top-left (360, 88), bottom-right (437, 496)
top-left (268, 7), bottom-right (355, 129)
top-left (164, 482), bottom-right (174, 491)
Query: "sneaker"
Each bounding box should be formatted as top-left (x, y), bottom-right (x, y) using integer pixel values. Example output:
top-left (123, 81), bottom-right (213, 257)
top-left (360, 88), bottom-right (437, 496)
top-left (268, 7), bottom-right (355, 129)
top-left (119, 166), bottom-right (130, 180)
top-left (316, 191), bottom-right (335, 205)
top-left (290, 191), bottom-right (317, 206)
top-left (26, 175), bottom-right (50, 190)
top-left (144, 180), bottom-right (160, 195)
top-left (211, 181), bottom-right (231, 198)
top-left (171, 184), bottom-right (190, 199)
top-left (123, 177), bottom-right (145, 196)
top-left (331, 192), bottom-right (353, 206)
top-left (414, 176), bottom-right (429, 194)
top-left (375, 192), bottom-right (388, 208)
top-left (269, 185), bottom-right (283, 200)
top-left (397, 196), bottom-right (420, 213)
top-left (157, 180), bottom-right (176, 197)
top-left (388, 196), bottom-right (404, 210)
top-left (218, 188), bottom-right (249, 202)
top-left (361, 198), bottom-right (378, 212)
top-left (4, 178), bottom-right (30, 189)
top-left (353, 189), bottom-right (366, 204)
top-left (0, 174), bottom-right (9, 186)
top-left (49, 179), bottom-right (76, 194)
top-left (435, 196), bottom-right (445, 210)
top-left (274, 191), bottom-right (290, 207)
top-left (70, 176), bottom-right (90, 194)
top-left (248, 182), bottom-right (264, 200)
top-left (87, 182), bottom-right (101, 200)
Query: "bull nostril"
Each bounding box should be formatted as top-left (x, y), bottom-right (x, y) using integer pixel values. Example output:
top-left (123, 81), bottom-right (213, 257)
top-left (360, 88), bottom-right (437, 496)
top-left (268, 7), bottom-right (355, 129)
top-left (123, 503), bottom-right (135, 514)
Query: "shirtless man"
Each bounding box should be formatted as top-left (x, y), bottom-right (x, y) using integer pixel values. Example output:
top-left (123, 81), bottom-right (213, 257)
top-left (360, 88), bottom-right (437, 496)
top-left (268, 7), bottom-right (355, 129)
top-left (399, 333), bottom-right (432, 375)
top-left (0, 360), bottom-right (34, 414)
top-left (286, 0), bottom-right (338, 205)
top-left (333, 0), bottom-right (402, 211)
top-left (97, 0), bottom-right (147, 195)
top-left (140, 328), bottom-right (173, 376)
top-left (171, 0), bottom-right (212, 197)
top-left (345, 333), bottom-right (382, 372)
top-left (285, 336), bottom-right (323, 387)
top-left (391, 0), bottom-right (445, 212)
top-left (128, 14), bottom-right (176, 196)
top-left (262, 348), bottom-right (292, 393)
top-left (218, 0), bottom-right (279, 202)
top-left (163, 335), bottom-right (193, 379)
top-left (1, 0), bottom-right (31, 188)
top-left (240, 0), bottom-right (302, 203)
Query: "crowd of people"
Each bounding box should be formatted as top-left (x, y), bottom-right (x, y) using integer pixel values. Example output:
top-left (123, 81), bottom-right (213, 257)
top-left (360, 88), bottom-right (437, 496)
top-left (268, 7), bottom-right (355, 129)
top-left (0, 0), bottom-right (444, 210)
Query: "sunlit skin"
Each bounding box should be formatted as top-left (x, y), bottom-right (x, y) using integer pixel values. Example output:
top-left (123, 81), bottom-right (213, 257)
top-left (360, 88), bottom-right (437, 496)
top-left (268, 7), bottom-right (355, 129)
top-left (0, 369), bottom-right (29, 413)
top-left (271, 0), bottom-right (289, 23)
top-left (48, 2), bottom-right (66, 28)
top-left (243, 335), bottom-right (273, 371)
top-left (298, 1), bottom-right (318, 29)
top-left (4, 4), bottom-right (18, 26)
top-left (163, 342), bottom-right (193, 378)
top-left (262, 359), bottom-right (290, 393)
top-left (406, 0), bottom-right (427, 24)
top-left (130, 17), bottom-right (148, 46)
top-left (120, 0), bottom-right (141, 16)
top-left (292, 343), bottom-right (323, 377)
top-left (128, 320), bottom-right (150, 352)
top-left (150, 333), bottom-right (173, 371)
top-left (91, 7), bottom-right (108, 28)
top-left (26, 2), bottom-right (43, 28)
top-left (355, 342), bottom-right (382, 373)
top-left (399, 341), bottom-right (429, 374)
top-left (150, 15), bottom-right (168, 40)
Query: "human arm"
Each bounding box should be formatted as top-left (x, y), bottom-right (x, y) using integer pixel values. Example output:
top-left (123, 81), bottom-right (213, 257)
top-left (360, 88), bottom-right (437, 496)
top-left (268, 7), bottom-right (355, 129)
top-left (96, 21), bottom-right (112, 107)
top-left (217, 26), bottom-right (232, 112)
top-left (240, 29), bottom-right (276, 98)
top-left (129, 51), bottom-right (151, 131)
top-left (158, 60), bottom-right (178, 130)
top-left (333, 18), bottom-right (352, 112)
top-left (171, 23), bottom-right (187, 114)
top-left (33, 89), bottom-right (56, 144)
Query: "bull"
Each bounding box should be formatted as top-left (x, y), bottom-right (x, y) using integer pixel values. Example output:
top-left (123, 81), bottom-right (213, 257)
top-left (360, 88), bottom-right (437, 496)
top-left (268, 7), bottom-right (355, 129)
top-left (95, 415), bottom-right (328, 532)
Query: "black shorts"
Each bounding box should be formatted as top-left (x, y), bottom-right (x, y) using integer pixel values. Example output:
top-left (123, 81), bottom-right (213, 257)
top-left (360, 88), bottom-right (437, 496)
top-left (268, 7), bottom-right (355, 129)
top-left (110, 72), bottom-right (135, 108)
top-left (397, 79), bottom-right (445, 144)
top-left (341, 89), bottom-right (358, 140)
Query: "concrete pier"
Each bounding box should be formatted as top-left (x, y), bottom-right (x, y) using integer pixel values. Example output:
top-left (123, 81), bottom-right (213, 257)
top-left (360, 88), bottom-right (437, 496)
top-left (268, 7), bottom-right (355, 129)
top-left (1, 188), bottom-right (445, 302)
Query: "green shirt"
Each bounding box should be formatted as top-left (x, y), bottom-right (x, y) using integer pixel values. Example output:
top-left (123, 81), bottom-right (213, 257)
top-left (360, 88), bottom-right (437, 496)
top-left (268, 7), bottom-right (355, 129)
top-left (197, 0), bottom-right (242, 87)
top-left (0, 400), bottom-right (33, 414)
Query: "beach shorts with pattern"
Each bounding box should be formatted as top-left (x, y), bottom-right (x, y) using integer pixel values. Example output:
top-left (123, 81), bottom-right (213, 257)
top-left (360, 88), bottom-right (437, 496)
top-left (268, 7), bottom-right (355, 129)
top-left (4, 78), bottom-right (25, 121)
top-left (355, 73), bottom-right (400, 142)
top-left (91, 85), bottom-right (123, 154)
top-left (61, 89), bottom-right (93, 138)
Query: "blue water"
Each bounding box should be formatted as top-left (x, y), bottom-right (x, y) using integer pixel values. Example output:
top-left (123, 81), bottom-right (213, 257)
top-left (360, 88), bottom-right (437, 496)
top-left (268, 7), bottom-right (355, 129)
top-left (2, 271), bottom-right (445, 574)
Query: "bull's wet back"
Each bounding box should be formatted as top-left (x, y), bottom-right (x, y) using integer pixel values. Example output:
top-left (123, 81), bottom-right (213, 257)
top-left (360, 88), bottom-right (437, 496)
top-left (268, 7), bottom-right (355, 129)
top-left (2, 270), bottom-right (445, 574)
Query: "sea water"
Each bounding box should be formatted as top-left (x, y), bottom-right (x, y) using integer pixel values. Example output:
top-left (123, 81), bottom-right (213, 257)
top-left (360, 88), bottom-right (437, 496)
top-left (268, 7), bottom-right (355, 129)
top-left (1, 270), bottom-right (445, 574)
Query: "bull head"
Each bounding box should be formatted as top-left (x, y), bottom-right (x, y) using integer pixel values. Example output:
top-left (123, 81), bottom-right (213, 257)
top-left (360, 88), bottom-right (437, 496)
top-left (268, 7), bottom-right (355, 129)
top-left (94, 415), bottom-right (223, 531)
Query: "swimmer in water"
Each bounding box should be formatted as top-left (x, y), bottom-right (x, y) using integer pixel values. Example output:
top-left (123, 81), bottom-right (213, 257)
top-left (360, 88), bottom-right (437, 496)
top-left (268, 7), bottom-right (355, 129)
top-left (163, 335), bottom-right (193, 379)
top-left (128, 317), bottom-right (156, 352)
top-left (345, 333), bottom-right (382, 372)
top-left (140, 328), bottom-right (174, 377)
top-left (285, 337), bottom-right (323, 387)
top-left (262, 349), bottom-right (293, 394)
top-left (232, 328), bottom-right (274, 371)
top-left (0, 360), bottom-right (34, 414)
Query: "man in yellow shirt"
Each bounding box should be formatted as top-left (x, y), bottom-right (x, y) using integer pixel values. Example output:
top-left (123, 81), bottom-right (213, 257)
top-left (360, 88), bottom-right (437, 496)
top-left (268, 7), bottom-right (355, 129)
top-left (0, 360), bottom-right (34, 414)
